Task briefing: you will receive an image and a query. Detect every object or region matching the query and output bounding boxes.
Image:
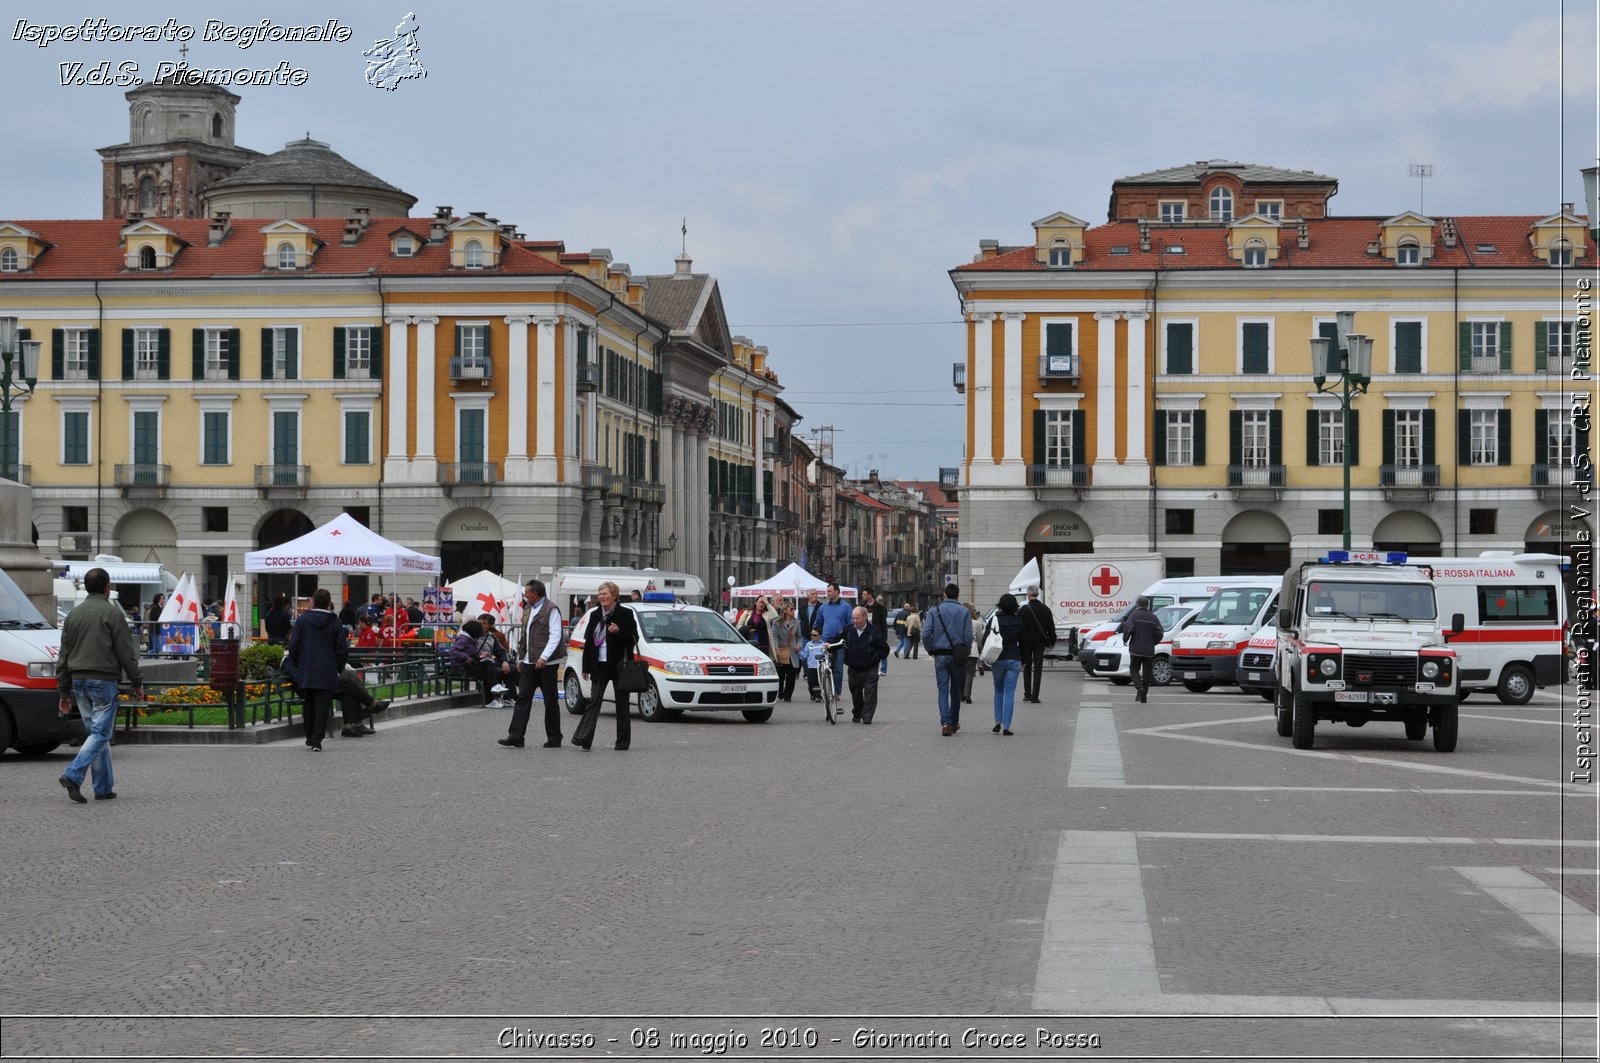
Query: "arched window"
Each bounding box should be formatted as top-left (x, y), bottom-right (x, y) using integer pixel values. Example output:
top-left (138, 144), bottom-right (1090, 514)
top-left (1550, 239), bottom-right (1573, 267)
top-left (1243, 239), bottom-right (1267, 268)
top-left (463, 239), bottom-right (484, 268)
top-left (211, 113), bottom-right (223, 139)
top-left (0, 248), bottom-right (17, 273)
top-left (1396, 239), bottom-right (1420, 267)
top-left (1048, 240), bottom-right (1072, 268)
top-left (138, 178), bottom-right (156, 213)
top-left (277, 243), bottom-right (297, 270)
top-left (1209, 186), bottom-right (1233, 223)
top-left (138, 245), bottom-right (157, 270)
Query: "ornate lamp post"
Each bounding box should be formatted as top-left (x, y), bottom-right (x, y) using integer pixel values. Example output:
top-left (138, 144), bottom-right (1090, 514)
top-left (1309, 310), bottom-right (1372, 552)
top-left (0, 318), bottom-right (40, 482)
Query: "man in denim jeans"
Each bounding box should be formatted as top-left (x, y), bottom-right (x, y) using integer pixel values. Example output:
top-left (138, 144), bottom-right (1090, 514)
top-left (922, 583), bottom-right (974, 737)
top-left (56, 567), bottom-right (144, 803)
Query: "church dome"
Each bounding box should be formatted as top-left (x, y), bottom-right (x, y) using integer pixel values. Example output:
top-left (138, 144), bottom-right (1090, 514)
top-left (201, 136), bottom-right (416, 218)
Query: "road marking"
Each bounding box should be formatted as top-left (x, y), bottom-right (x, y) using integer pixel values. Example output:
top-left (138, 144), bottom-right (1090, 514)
top-left (1069, 783), bottom-right (1587, 797)
top-left (1137, 831), bottom-right (1596, 847)
top-left (1124, 717), bottom-right (1580, 792)
top-left (1065, 703), bottom-right (1124, 787)
top-left (1455, 867), bottom-right (1600, 954)
top-left (1031, 829), bottom-right (1579, 1016)
top-left (1462, 713), bottom-right (1568, 726)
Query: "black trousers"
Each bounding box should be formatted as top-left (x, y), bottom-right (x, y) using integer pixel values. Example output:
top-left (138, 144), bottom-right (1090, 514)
top-left (1022, 646), bottom-right (1045, 700)
top-left (301, 688), bottom-right (334, 745)
top-left (509, 661), bottom-right (562, 742)
top-left (1131, 654), bottom-right (1155, 694)
top-left (337, 670), bottom-right (375, 725)
top-left (847, 665), bottom-right (879, 722)
top-left (576, 663), bottom-right (631, 749)
top-left (777, 662), bottom-right (799, 701)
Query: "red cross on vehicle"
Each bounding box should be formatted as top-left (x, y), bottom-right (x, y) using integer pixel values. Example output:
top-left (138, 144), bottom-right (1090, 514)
top-left (1090, 566), bottom-right (1122, 597)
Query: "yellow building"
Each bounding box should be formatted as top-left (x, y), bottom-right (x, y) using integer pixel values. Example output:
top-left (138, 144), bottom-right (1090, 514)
top-left (950, 161), bottom-right (1594, 606)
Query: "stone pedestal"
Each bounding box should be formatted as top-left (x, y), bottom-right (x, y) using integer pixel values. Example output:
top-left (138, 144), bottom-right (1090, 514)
top-left (0, 479), bottom-right (52, 621)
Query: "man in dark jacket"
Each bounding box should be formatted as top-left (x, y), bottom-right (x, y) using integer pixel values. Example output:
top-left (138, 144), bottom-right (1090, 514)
top-left (841, 606), bottom-right (889, 723)
top-left (287, 587), bottom-right (350, 750)
top-left (863, 588), bottom-right (890, 676)
top-left (1020, 585), bottom-right (1057, 703)
top-left (56, 567), bottom-right (144, 802)
top-left (1116, 595), bottom-right (1165, 704)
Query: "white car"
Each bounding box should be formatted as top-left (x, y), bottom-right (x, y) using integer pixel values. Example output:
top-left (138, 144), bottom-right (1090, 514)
top-left (1236, 624), bottom-right (1278, 701)
top-left (1090, 604), bottom-right (1201, 687)
top-left (562, 602), bottom-right (780, 722)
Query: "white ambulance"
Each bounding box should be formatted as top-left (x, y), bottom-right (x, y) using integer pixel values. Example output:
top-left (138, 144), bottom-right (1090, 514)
top-left (1168, 581), bottom-right (1280, 692)
top-left (563, 598), bottom-right (780, 722)
top-left (1075, 576), bottom-right (1270, 675)
top-left (1409, 553), bottom-right (1568, 704)
top-left (0, 568), bottom-right (76, 755)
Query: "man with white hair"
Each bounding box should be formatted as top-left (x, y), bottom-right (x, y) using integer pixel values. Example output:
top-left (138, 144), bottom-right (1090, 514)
top-left (1019, 585), bottom-right (1056, 704)
top-left (840, 605), bottom-right (889, 723)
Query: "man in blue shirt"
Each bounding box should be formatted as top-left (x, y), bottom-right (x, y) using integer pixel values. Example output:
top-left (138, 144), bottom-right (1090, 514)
top-left (813, 581), bottom-right (854, 697)
top-left (922, 583), bottom-right (975, 736)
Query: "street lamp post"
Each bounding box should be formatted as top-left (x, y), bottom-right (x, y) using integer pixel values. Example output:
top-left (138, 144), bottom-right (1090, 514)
top-left (1309, 310), bottom-right (1372, 552)
top-left (0, 319), bottom-right (41, 483)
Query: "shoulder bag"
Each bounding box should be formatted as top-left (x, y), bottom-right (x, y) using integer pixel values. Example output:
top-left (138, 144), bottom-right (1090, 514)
top-left (933, 605), bottom-right (969, 660)
top-left (980, 617), bottom-right (1005, 665)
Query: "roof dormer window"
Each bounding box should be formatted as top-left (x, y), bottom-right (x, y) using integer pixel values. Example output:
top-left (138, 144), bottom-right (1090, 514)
top-left (1550, 239), bottom-right (1573, 267)
top-left (138, 246), bottom-right (157, 270)
top-left (0, 248), bottom-right (16, 273)
top-left (1396, 239), bottom-right (1420, 267)
top-left (1243, 239), bottom-right (1267, 268)
top-left (277, 243), bottom-right (297, 270)
top-left (464, 239), bottom-right (484, 269)
top-left (394, 234), bottom-right (414, 257)
top-left (1209, 187), bottom-right (1233, 223)
top-left (1048, 240), bottom-right (1072, 268)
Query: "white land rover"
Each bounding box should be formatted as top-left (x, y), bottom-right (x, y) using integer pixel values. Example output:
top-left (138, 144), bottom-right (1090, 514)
top-left (1274, 553), bottom-right (1463, 752)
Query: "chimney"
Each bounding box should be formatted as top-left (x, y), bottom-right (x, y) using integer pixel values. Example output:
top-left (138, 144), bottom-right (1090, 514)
top-left (674, 251), bottom-right (693, 275)
top-left (1563, 202), bottom-right (1574, 214)
top-left (1440, 217), bottom-right (1457, 248)
top-left (1137, 218), bottom-right (1150, 253)
top-left (208, 211), bottom-right (232, 247)
top-left (342, 207), bottom-right (370, 246)
top-left (1297, 218), bottom-right (1310, 250)
top-left (431, 205), bottom-right (451, 242)
top-left (126, 210), bottom-right (143, 223)
top-left (978, 238), bottom-right (999, 262)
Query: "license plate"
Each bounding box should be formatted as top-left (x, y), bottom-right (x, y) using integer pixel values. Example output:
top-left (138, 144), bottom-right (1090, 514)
top-left (1245, 672), bottom-right (1262, 682)
top-left (1334, 690), bottom-right (1368, 703)
top-left (1415, 683), bottom-right (1434, 692)
top-left (725, 684), bottom-right (747, 693)
top-left (1183, 672), bottom-right (1198, 680)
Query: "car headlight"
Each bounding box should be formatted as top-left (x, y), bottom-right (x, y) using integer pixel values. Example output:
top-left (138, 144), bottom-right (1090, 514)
top-left (1206, 640), bottom-right (1232, 649)
top-left (663, 660), bottom-right (702, 675)
top-left (755, 660), bottom-right (777, 677)
top-left (27, 662), bottom-right (54, 678)
top-left (1421, 661), bottom-right (1440, 679)
top-left (1318, 657), bottom-right (1338, 676)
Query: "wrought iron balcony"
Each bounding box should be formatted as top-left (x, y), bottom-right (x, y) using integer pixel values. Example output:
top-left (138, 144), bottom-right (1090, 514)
top-left (254, 464), bottom-right (308, 491)
top-left (1532, 462), bottom-right (1593, 499)
top-left (441, 461), bottom-right (497, 491)
top-left (938, 466), bottom-right (960, 487)
top-left (448, 356), bottom-right (493, 383)
top-left (115, 463), bottom-right (170, 490)
top-left (1038, 352), bottom-right (1078, 381)
top-left (0, 463), bottom-right (29, 484)
top-left (762, 437), bottom-right (782, 459)
top-left (1380, 463), bottom-right (1440, 500)
top-left (575, 360), bottom-right (600, 391)
top-left (1026, 463), bottom-right (1090, 488)
top-left (952, 362), bottom-right (966, 393)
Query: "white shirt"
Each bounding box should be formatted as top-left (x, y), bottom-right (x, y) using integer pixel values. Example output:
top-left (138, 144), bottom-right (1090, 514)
top-left (519, 599), bottom-right (564, 665)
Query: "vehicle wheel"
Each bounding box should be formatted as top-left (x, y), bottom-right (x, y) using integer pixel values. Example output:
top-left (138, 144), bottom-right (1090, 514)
top-left (742, 708), bottom-right (774, 723)
top-left (1457, 692), bottom-right (1471, 702)
top-left (1082, 661), bottom-right (1098, 676)
top-left (1256, 689), bottom-right (1276, 703)
top-left (636, 681), bottom-right (665, 722)
top-left (1496, 665), bottom-right (1534, 706)
top-left (1432, 704), bottom-right (1459, 752)
top-left (1274, 690), bottom-right (1293, 737)
top-left (1404, 715), bottom-right (1427, 740)
top-left (1151, 656), bottom-right (1172, 686)
top-left (1290, 691), bottom-right (1316, 749)
top-left (563, 671), bottom-right (587, 715)
top-left (1109, 676), bottom-right (1131, 686)
top-left (13, 741), bottom-right (61, 756)
top-left (1182, 680), bottom-right (1213, 694)
top-left (0, 707), bottom-right (14, 754)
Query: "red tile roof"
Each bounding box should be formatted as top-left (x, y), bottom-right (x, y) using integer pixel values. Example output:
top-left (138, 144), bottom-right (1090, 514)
top-left (954, 216), bottom-right (1592, 272)
top-left (0, 217), bottom-right (575, 279)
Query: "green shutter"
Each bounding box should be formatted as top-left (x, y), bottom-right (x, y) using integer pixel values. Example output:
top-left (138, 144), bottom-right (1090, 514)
top-left (1458, 322), bottom-right (1472, 372)
top-left (1306, 409), bottom-right (1320, 467)
top-left (1395, 321), bottom-right (1422, 373)
top-left (1242, 323), bottom-right (1269, 373)
top-left (1166, 323), bottom-right (1192, 374)
top-left (260, 328), bottom-right (273, 379)
top-left (1154, 411), bottom-right (1168, 465)
top-left (1534, 321), bottom-right (1548, 372)
top-left (1498, 409), bottom-right (1511, 466)
top-left (121, 328), bottom-right (134, 379)
top-left (1458, 409), bottom-right (1472, 465)
top-left (1382, 410), bottom-right (1395, 466)
top-left (1193, 410), bottom-right (1206, 466)
top-left (1422, 409), bottom-right (1436, 467)
top-left (85, 329), bottom-right (99, 379)
top-left (227, 329), bottom-right (241, 380)
top-left (1228, 410), bottom-right (1242, 466)
top-left (1534, 409), bottom-right (1548, 465)
top-left (1269, 410), bottom-right (1282, 466)
top-left (192, 329), bottom-right (205, 379)
top-left (333, 327), bottom-right (346, 379)
top-left (1498, 322), bottom-right (1512, 373)
top-left (284, 329), bottom-right (298, 380)
top-left (157, 328), bottom-right (170, 380)
top-left (50, 329), bottom-right (63, 379)
top-left (1072, 411), bottom-right (1086, 469)
top-left (1032, 409), bottom-right (1045, 466)
top-left (371, 326), bottom-right (383, 379)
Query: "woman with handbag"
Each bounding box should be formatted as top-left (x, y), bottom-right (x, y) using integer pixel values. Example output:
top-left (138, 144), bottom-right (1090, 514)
top-left (984, 594), bottom-right (1025, 736)
top-left (768, 600), bottom-right (801, 702)
top-left (576, 580), bottom-right (640, 751)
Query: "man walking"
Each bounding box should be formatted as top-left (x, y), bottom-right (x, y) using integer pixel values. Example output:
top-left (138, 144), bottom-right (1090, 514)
top-left (56, 566), bottom-right (144, 802)
top-left (922, 583), bottom-right (973, 737)
top-left (841, 605), bottom-right (888, 723)
top-left (1020, 585), bottom-right (1056, 703)
top-left (501, 579), bottom-right (566, 748)
top-left (1117, 595), bottom-right (1165, 704)
top-left (863, 589), bottom-right (890, 675)
top-left (814, 582), bottom-right (854, 698)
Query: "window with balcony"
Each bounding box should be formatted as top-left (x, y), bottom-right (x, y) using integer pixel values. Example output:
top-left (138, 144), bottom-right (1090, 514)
top-left (337, 326), bottom-right (375, 379)
top-left (1463, 408), bottom-right (1503, 466)
top-left (264, 327), bottom-right (299, 380)
top-left (272, 410), bottom-right (299, 469)
top-left (1228, 408), bottom-right (1282, 485)
top-left (1209, 187), bottom-right (1233, 222)
top-left (0, 408), bottom-right (19, 480)
top-left (129, 327), bottom-right (164, 380)
top-left (132, 409), bottom-right (160, 468)
top-left (1460, 321), bottom-right (1508, 373)
top-left (1538, 320), bottom-right (1575, 372)
top-left (1164, 321), bottom-right (1194, 374)
top-left (200, 328), bottom-right (235, 381)
top-left (1042, 322), bottom-right (1074, 377)
top-left (455, 324), bottom-right (490, 377)
top-left (1310, 408), bottom-right (1350, 467)
top-left (1030, 408), bottom-right (1085, 485)
top-left (1381, 407), bottom-right (1437, 486)
top-left (1392, 409), bottom-right (1423, 466)
top-left (61, 328), bottom-right (93, 381)
top-left (1240, 410), bottom-right (1270, 467)
top-left (1155, 408), bottom-right (1204, 466)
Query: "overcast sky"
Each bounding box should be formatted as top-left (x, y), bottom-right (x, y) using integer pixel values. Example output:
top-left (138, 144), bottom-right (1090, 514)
top-left (4, 0), bottom-right (1595, 479)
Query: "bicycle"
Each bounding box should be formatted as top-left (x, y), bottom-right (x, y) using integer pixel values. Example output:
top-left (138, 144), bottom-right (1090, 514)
top-left (815, 642), bottom-right (842, 724)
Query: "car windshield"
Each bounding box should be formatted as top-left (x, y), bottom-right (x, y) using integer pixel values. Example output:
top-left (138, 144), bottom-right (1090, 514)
top-left (1193, 587), bottom-right (1273, 625)
top-left (0, 570), bottom-right (49, 627)
top-left (1155, 605), bottom-right (1192, 629)
top-left (1305, 580), bottom-right (1435, 621)
top-left (638, 609), bottom-right (744, 644)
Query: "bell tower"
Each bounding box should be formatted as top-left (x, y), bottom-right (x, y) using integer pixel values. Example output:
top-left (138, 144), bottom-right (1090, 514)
top-left (96, 77), bottom-right (264, 219)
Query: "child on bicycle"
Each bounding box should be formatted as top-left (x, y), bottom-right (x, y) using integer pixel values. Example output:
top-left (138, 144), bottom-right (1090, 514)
top-left (799, 627), bottom-right (828, 701)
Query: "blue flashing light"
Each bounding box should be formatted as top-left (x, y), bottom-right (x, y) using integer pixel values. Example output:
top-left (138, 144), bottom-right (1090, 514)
top-left (641, 591), bottom-right (676, 603)
top-left (1320, 550), bottom-right (1408, 565)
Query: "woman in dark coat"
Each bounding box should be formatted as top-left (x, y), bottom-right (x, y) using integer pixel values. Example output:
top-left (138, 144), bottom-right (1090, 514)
top-left (263, 594), bottom-right (292, 646)
top-left (984, 593), bottom-right (1025, 735)
top-left (576, 580), bottom-right (639, 751)
top-left (286, 587), bottom-right (350, 751)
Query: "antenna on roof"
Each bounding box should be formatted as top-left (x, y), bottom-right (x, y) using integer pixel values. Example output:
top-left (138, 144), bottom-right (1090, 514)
top-left (1408, 163), bottom-right (1433, 214)
top-left (681, 217), bottom-right (687, 255)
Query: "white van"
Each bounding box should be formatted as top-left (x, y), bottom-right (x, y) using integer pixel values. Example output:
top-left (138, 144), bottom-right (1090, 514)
top-left (1168, 582), bottom-right (1280, 692)
top-left (1410, 553), bottom-right (1568, 704)
top-left (0, 568), bottom-right (76, 755)
top-left (1075, 576), bottom-right (1271, 674)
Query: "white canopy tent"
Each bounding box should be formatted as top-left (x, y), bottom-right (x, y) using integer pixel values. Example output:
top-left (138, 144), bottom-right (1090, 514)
top-left (243, 513), bottom-right (442, 576)
top-left (732, 562), bottom-right (857, 600)
top-left (445, 570), bottom-right (523, 618)
top-left (1008, 557), bottom-right (1040, 595)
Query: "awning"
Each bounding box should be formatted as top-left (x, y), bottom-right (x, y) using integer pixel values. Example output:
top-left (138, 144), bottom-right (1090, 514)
top-left (52, 561), bottom-right (165, 584)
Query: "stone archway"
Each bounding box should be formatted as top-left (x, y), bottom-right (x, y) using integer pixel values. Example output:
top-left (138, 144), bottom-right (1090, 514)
top-left (438, 507), bottom-right (504, 584)
top-left (1372, 510), bottom-right (1441, 556)
top-left (1023, 508), bottom-right (1093, 568)
top-left (1220, 510), bottom-right (1290, 575)
top-left (255, 508), bottom-right (315, 603)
